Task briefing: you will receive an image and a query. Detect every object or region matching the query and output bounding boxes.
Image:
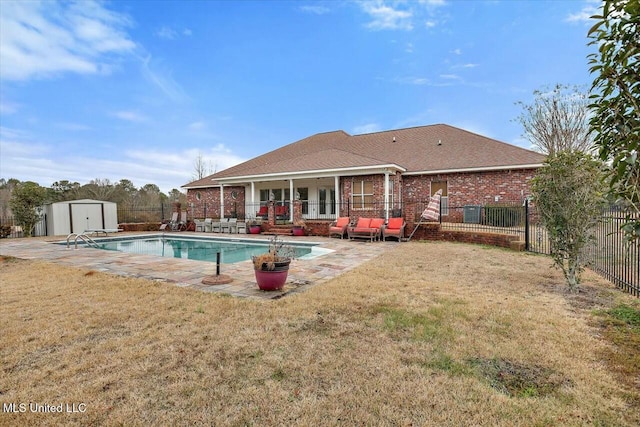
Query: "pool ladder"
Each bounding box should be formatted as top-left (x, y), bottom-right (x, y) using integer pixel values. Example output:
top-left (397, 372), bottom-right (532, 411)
top-left (66, 233), bottom-right (100, 249)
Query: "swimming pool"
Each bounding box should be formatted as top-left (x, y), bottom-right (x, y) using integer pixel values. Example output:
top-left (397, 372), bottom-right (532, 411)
top-left (67, 234), bottom-right (331, 264)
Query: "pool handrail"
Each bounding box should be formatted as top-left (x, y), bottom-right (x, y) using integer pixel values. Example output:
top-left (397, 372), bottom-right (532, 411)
top-left (66, 233), bottom-right (99, 249)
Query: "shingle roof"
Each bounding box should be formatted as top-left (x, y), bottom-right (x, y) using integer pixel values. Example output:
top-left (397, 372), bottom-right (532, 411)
top-left (184, 124), bottom-right (545, 187)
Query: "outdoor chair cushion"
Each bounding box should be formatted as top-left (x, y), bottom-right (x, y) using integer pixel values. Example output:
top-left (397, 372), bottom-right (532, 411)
top-left (335, 217), bottom-right (350, 227)
top-left (369, 218), bottom-right (385, 230)
top-left (387, 217), bottom-right (404, 230)
top-left (355, 217), bottom-right (372, 228)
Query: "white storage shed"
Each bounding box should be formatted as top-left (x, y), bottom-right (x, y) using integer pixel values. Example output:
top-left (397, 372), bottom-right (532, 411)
top-left (44, 199), bottom-right (118, 236)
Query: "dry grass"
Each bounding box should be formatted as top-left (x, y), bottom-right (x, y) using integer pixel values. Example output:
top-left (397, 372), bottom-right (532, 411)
top-left (1, 242), bottom-right (639, 426)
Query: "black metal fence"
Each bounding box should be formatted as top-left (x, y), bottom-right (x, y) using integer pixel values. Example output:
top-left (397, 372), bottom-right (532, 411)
top-left (2, 201), bottom-right (638, 297)
top-left (526, 204), bottom-right (639, 298)
top-left (583, 208), bottom-right (639, 297)
top-left (117, 203), bottom-right (173, 223)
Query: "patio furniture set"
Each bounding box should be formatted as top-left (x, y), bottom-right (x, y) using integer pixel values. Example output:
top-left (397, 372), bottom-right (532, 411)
top-left (328, 217), bottom-right (406, 242)
top-left (193, 218), bottom-right (247, 234)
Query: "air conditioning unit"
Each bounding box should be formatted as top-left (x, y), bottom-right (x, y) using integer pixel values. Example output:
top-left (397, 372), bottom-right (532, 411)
top-left (463, 205), bottom-right (481, 224)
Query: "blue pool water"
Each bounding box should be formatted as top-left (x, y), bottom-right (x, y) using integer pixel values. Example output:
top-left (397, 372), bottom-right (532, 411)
top-left (75, 234), bottom-right (323, 264)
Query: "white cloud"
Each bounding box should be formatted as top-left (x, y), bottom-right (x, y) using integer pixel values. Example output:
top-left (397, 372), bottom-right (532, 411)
top-left (462, 63), bottom-right (479, 68)
top-left (156, 26), bottom-right (178, 40)
top-left (440, 74), bottom-right (461, 80)
top-left (140, 55), bottom-right (188, 102)
top-left (155, 26), bottom-right (193, 39)
top-left (0, 133), bottom-right (247, 193)
top-left (112, 110), bottom-right (148, 123)
top-left (396, 76), bottom-right (430, 85)
top-left (299, 5), bottom-right (331, 15)
top-left (353, 123), bottom-right (382, 134)
top-left (566, 1), bottom-right (600, 24)
top-left (0, 0), bottom-right (135, 81)
top-left (420, 0), bottom-right (447, 6)
top-left (188, 121), bottom-right (206, 131)
top-left (0, 100), bottom-right (19, 114)
top-left (361, 2), bottom-right (413, 31)
top-left (359, 1), bottom-right (449, 32)
top-left (451, 48), bottom-right (462, 55)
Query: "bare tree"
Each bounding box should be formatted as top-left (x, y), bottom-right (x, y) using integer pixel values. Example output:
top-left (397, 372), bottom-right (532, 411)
top-left (516, 84), bottom-right (593, 155)
top-left (192, 153), bottom-right (216, 181)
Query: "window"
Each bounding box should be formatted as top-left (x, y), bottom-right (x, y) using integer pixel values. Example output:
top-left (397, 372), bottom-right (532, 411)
top-left (352, 180), bottom-right (374, 209)
top-left (259, 189), bottom-right (270, 205)
top-left (259, 188), bottom-right (291, 204)
top-left (318, 188), bottom-right (336, 216)
top-left (431, 181), bottom-right (449, 216)
top-left (297, 187), bottom-right (308, 215)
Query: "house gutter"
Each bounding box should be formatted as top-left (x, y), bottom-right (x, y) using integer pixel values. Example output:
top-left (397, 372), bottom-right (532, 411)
top-left (212, 164), bottom-right (407, 184)
top-left (402, 163), bottom-right (544, 176)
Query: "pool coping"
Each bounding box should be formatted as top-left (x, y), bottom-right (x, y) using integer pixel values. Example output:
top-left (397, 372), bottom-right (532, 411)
top-left (0, 232), bottom-right (399, 300)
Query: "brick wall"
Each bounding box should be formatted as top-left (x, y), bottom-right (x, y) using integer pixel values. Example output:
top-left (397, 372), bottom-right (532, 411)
top-left (402, 168), bottom-right (537, 206)
top-left (187, 186), bottom-right (245, 219)
top-left (408, 223), bottom-right (521, 249)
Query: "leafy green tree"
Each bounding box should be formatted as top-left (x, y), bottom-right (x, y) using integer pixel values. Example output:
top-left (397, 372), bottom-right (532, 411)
top-left (588, 0), bottom-right (640, 241)
top-left (9, 181), bottom-right (48, 237)
top-left (531, 151), bottom-right (607, 291)
top-left (50, 180), bottom-right (81, 201)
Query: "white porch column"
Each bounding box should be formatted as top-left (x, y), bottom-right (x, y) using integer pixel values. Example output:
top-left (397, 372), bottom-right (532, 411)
top-left (334, 175), bottom-right (340, 218)
top-left (219, 184), bottom-right (224, 218)
top-left (250, 182), bottom-right (255, 218)
top-left (289, 179), bottom-right (294, 222)
top-left (384, 172), bottom-right (390, 220)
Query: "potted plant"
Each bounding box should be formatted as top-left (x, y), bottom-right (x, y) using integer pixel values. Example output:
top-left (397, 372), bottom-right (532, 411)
top-left (292, 218), bottom-right (307, 236)
top-left (251, 236), bottom-right (294, 291)
top-left (249, 220), bottom-right (262, 234)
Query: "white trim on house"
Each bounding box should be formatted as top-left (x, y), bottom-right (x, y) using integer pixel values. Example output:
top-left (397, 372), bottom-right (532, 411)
top-left (213, 164), bottom-right (406, 184)
top-left (403, 163), bottom-right (544, 176)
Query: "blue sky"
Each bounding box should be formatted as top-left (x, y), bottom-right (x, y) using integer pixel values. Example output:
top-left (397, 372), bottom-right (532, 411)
top-left (0, 0), bottom-right (600, 194)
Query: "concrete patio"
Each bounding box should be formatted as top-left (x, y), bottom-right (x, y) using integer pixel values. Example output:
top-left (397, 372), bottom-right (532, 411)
top-left (0, 232), bottom-right (399, 300)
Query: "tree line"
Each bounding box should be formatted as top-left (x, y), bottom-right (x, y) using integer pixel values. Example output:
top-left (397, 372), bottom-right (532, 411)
top-left (0, 178), bottom-right (186, 218)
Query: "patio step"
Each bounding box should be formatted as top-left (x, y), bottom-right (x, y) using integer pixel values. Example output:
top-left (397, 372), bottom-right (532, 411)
top-left (263, 225), bottom-right (293, 236)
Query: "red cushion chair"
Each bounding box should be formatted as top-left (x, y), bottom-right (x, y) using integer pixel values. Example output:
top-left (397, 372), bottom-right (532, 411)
top-left (329, 217), bottom-right (350, 239)
top-left (382, 217), bottom-right (406, 241)
top-left (348, 217), bottom-right (384, 242)
top-left (369, 218), bottom-right (385, 240)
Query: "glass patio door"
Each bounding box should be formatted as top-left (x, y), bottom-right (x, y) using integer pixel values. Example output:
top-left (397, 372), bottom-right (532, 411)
top-left (318, 188), bottom-right (335, 218)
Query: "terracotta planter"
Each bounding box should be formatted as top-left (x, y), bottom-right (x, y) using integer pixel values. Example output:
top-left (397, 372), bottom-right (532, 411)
top-left (253, 259), bottom-right (291, 291)
top-left (292, 227), bottom-right (306, 236)
top-left (249, 225), bottom-right (261, 234)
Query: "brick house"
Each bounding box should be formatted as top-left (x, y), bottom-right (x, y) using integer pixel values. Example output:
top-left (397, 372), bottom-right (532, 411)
top-left (183, 124), bottom-right (545, 225)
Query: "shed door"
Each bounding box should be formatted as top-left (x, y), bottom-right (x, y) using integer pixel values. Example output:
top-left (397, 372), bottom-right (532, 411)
top-left (71, 204), bottom-right (103, 233)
